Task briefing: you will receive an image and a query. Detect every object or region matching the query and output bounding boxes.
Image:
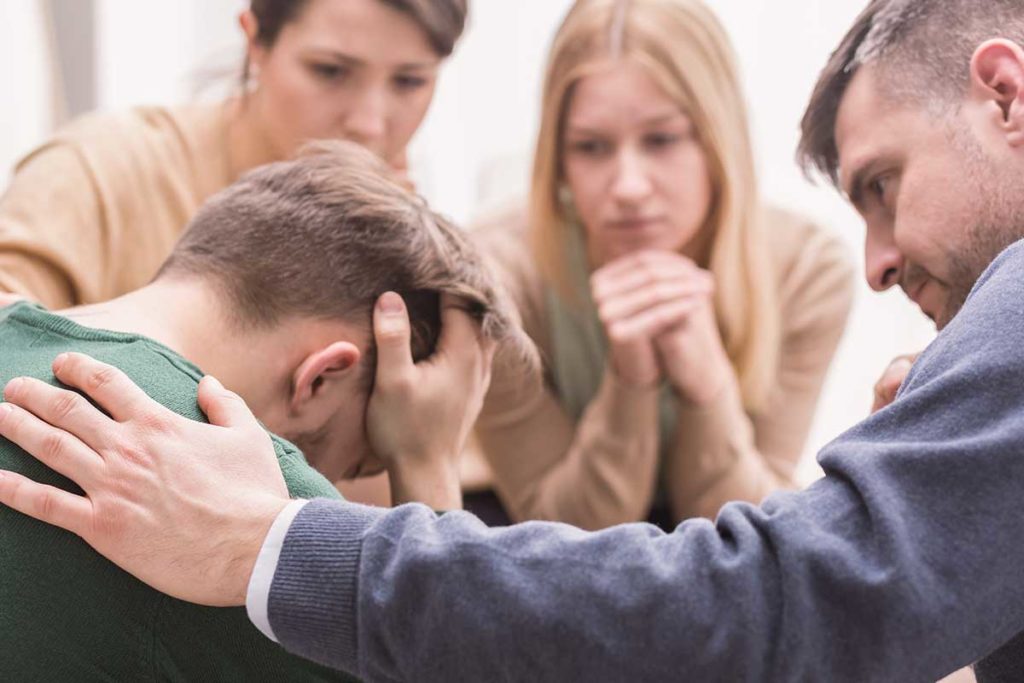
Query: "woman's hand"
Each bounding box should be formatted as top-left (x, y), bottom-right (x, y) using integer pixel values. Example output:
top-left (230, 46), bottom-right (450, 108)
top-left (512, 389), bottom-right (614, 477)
top-left (871, 352), bottom-right (919, 414)
top-left (591, 250), bottom-right (714, 388)
top-left (591, 250), bottom-right (726, 399)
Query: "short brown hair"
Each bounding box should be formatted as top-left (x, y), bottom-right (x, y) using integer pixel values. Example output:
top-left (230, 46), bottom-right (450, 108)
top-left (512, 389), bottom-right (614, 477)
top-left (159, 141), bottom-right (526, 378)
top-left (798, 0), bottom-right (1024, 185)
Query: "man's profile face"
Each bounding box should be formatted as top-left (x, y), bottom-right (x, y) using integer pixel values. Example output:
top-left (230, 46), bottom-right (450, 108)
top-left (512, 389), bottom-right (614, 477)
top-left (834, 66), bottom-right (1024, 329)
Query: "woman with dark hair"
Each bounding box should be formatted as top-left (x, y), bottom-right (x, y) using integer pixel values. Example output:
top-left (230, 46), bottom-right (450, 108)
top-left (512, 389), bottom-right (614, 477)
top-left (0, 0), bottom-right (467, 309)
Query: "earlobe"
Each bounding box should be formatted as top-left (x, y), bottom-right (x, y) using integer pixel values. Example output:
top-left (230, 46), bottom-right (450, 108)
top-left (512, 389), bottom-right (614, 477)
top-left (290, 342), bottom-right (362, 412)
top-left (971, 39), bottom-right (1024, 146)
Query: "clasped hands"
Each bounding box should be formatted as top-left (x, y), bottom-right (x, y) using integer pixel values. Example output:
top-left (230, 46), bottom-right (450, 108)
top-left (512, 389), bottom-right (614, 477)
top-left (591, 250), bottom-right (731, 405)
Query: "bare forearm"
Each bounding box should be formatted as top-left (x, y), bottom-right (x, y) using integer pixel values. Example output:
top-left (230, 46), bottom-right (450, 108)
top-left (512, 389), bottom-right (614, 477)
top-left (388, 460), bottom-right (463, 511)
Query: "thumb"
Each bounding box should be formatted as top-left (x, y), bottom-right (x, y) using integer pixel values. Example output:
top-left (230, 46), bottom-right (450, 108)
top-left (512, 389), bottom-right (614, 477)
top-left (197, 375), bottom-right (260, 429)
top-left (374, 292), bottom-right (414, 377)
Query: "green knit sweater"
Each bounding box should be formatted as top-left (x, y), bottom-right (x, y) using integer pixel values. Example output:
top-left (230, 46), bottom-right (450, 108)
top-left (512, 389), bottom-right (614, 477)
top-left (0, 302), bottom-right (357, 682)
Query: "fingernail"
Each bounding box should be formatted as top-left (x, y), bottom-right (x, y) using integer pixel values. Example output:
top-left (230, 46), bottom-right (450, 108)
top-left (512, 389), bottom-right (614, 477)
top-left (204, 375), bottom-right (224, 391)
top-left (4, 378), bottom-right (23, 399)
top-left (378, 292), bottom-right (404, 314)
top-left (0, 403), bottom-right (11, 424)
top-left (53, 353), bottom-right (68, 373)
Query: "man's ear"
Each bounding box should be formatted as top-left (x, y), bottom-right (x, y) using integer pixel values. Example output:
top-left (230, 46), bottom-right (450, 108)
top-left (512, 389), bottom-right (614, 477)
top-left (290, 342), bottom-right (362, 413)
top-left (971, 39), bottom-right (1024, 147)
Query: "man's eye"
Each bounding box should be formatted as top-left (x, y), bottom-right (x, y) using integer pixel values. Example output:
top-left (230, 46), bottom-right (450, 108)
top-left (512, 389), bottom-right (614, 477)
top-left (870, 176), bottom-right (890, 201)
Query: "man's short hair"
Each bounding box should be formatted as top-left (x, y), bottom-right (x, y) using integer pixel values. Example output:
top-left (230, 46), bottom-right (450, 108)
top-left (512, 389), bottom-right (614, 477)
top-left (159, 141), bottom-right (526, 379)
top-left (798, 0), bottom-right (1024, 186)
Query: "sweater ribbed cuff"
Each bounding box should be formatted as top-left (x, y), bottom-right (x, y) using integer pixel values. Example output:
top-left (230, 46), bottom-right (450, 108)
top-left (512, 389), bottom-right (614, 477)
top-left (267, 498), bottom-right (386, 675)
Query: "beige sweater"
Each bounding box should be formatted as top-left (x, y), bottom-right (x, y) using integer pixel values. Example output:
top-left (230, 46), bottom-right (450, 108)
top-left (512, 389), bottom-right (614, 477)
top-left (0, 104), bottom-right (234, 308)
top-left (472, 206), bottom-right (855, 530)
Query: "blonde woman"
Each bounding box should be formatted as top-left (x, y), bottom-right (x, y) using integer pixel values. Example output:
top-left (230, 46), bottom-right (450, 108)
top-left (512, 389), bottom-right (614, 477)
top-left (471, 0), bottom-right (854, 529)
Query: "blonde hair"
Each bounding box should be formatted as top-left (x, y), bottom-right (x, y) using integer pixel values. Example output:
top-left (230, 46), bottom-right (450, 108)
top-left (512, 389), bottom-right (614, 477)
top-left (529, 0), bottom-right (779, 411)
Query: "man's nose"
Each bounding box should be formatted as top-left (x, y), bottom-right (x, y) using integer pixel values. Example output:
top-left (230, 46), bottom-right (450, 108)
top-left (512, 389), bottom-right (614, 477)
top-left (864, 224), bottom-right (904, 292)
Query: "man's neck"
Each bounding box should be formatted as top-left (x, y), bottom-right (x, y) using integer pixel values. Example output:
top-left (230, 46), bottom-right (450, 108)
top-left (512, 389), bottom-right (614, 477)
top-left (57, 280), bottom-right (287, 416)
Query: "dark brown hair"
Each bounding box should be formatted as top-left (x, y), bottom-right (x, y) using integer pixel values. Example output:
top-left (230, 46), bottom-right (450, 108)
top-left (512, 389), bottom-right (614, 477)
top-left (798, 0), bottom-right (1024, 186)
top-left (159, 141), bottom-right (528, 380)
top-left (249, 0), bottom-right (468, 55)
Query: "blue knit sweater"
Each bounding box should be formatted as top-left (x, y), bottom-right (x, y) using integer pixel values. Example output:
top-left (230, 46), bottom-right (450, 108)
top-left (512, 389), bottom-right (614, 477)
top-left (268, 240), bottom-right (1024, 682)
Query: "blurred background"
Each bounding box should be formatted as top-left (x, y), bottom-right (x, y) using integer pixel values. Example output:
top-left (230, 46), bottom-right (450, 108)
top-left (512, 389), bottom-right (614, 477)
top-left (0, 0), bottom-right (935, 481)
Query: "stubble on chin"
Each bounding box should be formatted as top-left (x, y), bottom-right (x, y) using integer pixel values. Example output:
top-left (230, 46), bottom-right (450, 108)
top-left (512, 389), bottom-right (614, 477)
top-left (941, 206), bottom-right (1024, 329)
top-left (939, 126), bottom-right (1024, 327)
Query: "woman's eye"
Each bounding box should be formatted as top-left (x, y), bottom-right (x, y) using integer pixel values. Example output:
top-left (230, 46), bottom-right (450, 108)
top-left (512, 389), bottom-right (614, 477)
top-left (569, 139), bottom-right (611, 156)
top-left (644, 132), bottom-right (680, 149)
top-left (310, 63), bottom-right (347, 82)
top-left (394, 74), bottom-right (428, 91)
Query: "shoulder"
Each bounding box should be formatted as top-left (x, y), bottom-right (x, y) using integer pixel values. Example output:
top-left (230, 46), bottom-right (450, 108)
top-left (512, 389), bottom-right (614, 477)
top-left (890, 239), bottom-right (1024, 423)
top-left (760, 204), bottom-right (854, 290)
top-left (47, 104), bottom-right (223, 153)
top-left (471, 203), bottom-right (534, 276)
top-left (271, 436), bottom-right (344, 501)
top-left (470, 203), bottom-right (546, 319)
top-left (14, 103), bottom-right (226, 190)
top-left (759, 204), bottom-right (856, 333)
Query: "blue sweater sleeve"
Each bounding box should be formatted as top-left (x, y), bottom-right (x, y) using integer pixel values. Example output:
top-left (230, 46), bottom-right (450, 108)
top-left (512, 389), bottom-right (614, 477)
top-left (269, 242), bottom-right (1024, 682)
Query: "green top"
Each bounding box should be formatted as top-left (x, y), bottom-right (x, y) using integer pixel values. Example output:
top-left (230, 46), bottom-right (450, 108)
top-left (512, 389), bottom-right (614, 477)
top-left (0, 302), bottom-right (357, 682)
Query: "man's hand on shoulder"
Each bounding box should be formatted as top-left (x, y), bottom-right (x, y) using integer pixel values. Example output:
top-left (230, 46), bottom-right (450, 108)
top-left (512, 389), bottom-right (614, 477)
top-left (0, 353), bottom-right (290, 606)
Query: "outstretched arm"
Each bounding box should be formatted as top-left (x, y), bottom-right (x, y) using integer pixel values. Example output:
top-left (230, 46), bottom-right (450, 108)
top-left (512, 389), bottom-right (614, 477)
top-left (266, 244), bottom-right (1024, 680)
top-left (5, 250), bottom-right (1024, 680)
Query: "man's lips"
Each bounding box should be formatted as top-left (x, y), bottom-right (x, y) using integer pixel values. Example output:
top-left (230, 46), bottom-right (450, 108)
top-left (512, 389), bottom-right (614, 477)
top-left (905, 280), bottom-right (935, 321)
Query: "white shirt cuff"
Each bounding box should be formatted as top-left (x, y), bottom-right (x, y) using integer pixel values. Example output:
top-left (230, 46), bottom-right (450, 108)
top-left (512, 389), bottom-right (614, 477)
top-left (245, 498), bottom-right (310, 642)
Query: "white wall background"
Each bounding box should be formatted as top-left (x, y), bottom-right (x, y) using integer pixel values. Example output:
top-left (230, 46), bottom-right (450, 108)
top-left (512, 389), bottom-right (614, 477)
top-left (0, 1), bottom-right (58, 182)
top-left (1, 0), bottom-right (936, 480)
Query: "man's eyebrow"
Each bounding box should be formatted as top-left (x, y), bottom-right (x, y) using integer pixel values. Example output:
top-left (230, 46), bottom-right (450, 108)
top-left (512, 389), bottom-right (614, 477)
top-left (843, 158), bottom-right (880, 208)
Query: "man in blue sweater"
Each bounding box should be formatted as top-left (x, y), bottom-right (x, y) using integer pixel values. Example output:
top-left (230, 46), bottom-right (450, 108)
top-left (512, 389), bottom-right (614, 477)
top-left (2, 0), bottom-right (1024, 680)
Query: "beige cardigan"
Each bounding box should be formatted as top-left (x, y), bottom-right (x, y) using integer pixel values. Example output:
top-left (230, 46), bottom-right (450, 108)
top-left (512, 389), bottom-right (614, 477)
top-left (0, 104), bottom-right (234, 308)
top-left (472, 206), bottom-right (855, 530)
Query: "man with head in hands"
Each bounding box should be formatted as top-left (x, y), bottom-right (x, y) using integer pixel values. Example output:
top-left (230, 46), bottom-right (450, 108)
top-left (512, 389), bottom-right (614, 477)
top-left (0, 142), bottom-right (519, 681)
top-left (7, 0), bottom-right (1024, 680)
